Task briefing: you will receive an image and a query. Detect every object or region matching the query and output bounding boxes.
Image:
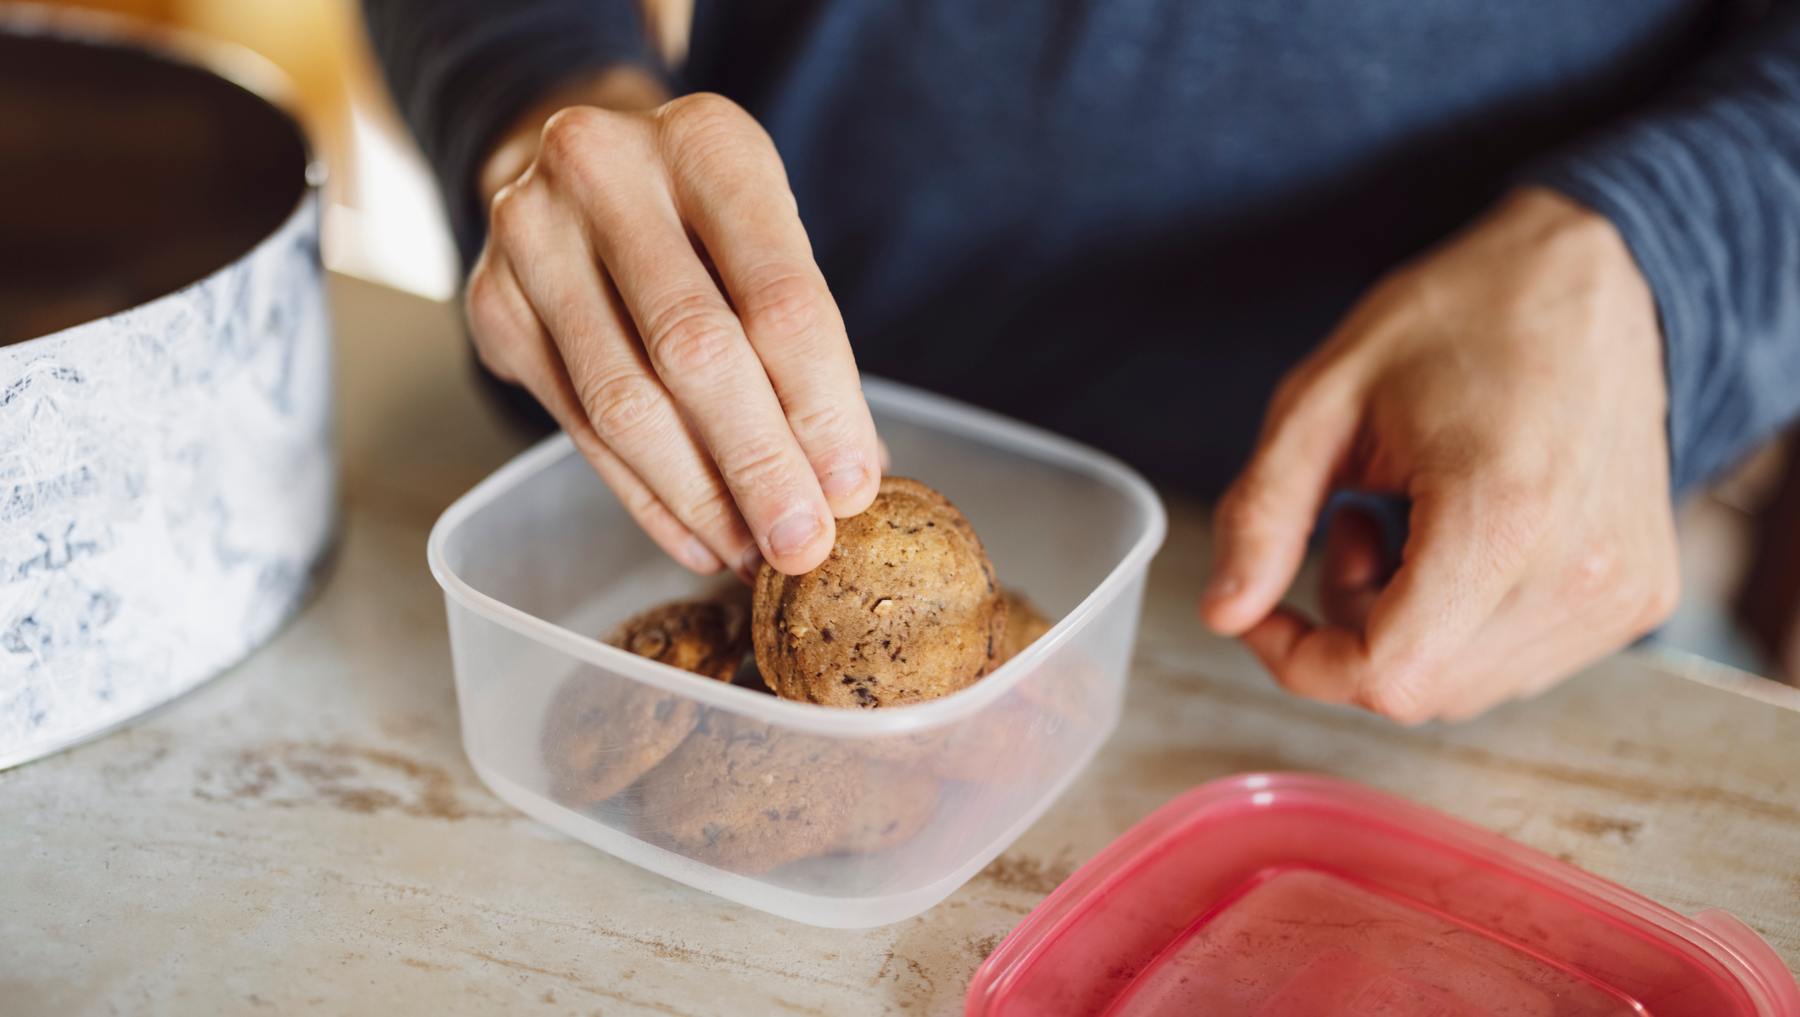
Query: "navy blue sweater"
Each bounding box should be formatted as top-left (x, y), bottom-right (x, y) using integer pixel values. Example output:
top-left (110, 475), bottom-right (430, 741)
top-left (365, 0), bottom-right (1800, 497)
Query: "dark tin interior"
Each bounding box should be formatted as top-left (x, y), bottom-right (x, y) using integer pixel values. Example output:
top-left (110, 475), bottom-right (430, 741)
top-left (0, 26), bottom-right (309, 346)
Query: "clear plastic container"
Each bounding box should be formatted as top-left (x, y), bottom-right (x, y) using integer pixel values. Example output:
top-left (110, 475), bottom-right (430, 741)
top-left (428, 379), bottom-right (1167, 928)
top-left (967, 773), bottom-right (1800, 1016)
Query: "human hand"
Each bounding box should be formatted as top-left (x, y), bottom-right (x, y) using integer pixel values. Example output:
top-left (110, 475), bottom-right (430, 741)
top-left (1200, 188), bottom-right (1681, 723)
top-left (466, 76), bottom-right (881, 581)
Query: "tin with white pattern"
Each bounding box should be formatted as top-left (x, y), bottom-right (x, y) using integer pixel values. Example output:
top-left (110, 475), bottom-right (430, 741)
top-left (0, 7), bottom-right (335, 768)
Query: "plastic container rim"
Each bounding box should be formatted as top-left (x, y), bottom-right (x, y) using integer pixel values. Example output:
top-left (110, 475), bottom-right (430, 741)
top-left (427, 376), bottom-right (1169, 737)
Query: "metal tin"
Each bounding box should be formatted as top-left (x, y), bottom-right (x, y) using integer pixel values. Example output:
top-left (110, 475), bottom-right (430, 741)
top-left (0, 6), bottom-right (335, 768)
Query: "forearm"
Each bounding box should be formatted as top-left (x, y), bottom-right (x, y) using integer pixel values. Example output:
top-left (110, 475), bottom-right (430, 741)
top-left (361, 0), bottom-right (665, 265)
top-left (1526, 3), bottom-right (1800, 493)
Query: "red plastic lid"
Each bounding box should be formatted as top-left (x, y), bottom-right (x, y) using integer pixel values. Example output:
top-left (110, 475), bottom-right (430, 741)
top-left (967, 773), bottom-right (1799, 1016)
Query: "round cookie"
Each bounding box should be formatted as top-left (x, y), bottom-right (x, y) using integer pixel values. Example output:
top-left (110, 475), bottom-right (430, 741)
top-left (864, 591), bottom-right (1069, 782)
top-left (540, 597), bottom-right (750, 806)
top-left (753, 476), bottom-right (1007, 708)
top-left (850, 588), bottom-right (1049, 778)
top-left (855, 694), bottom-right (1052, 785)
top-left (929, 691), bottom-right (1055, 783)
top-left (999, 588), bottom-right (1053, 664)
top-left (634, 711), bottom-right (862, 874)
top-left (829, 765), bottom-right (942, 856)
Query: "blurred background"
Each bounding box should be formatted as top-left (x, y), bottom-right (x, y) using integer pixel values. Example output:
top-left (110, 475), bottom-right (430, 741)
top-left (21, 0), bottom-right (1800, 687)
top-left (39, 0), bottom-right (463, 302)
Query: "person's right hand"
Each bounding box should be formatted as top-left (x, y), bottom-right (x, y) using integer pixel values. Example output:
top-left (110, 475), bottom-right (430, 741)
top-left (466, 82), bottom-right (881, 581)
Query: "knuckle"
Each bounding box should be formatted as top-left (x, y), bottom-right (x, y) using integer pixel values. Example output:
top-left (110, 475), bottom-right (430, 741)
top-left (613, 479), bottom-right (665, 525)
top-left (632, 494), bottom-right (683, 538)
top-left (1562, 540), bottom-right (1623, 599)
top-left (1365, 638), bottom-right (1434, 704)
top-left (538, 106), bottom-right (607, 167)
top-left (656, 92), bottom-right (765, 174)
top-left (788, 400), bottom-right (856, 449)
top-left (679, 487), bottom-right (743, 540)
top-left (1361, 673), bottom-right (1434, 726)
top-left (644, 293), bottom-right (742, 376)
top-left (463, 268), bottom-right (526, 378)
top-left (487, 178), bottom-right (536, 248)
top-left (471, 335), bottom-right (516, 382)
top-left (464, 262), bottom-right (501, 326)
top-left (717, 433), bottom-right (792, 490)
top-left (739, 270), bottom-right (825, 345)
top-left (581, 372), bottom-right (666, 442)
top-left (564, 420), bottom-right (610, 462)
top-left (658, 92), bottom-right (745, 138)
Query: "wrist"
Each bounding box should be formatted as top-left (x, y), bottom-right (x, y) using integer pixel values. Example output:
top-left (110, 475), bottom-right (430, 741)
top-left (1504, 187), bottom-right (1648, 295)
top-left (1498, 187), bottom-right (1659, 351)
top-left (477, 66), bottom-right (670, 206)
top-left (1505, 186), bottom-right (1670, 430)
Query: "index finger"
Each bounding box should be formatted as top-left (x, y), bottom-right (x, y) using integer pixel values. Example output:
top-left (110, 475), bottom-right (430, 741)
top-left (659, 97), bottom-right (881, 519)
top-left (549, 115), bottom-right (836, 575)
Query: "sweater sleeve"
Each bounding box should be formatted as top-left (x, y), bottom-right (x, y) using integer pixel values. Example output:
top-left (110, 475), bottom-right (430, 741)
top-left (361, 0), bottom-right (660, 266)
top-left (1526, 4), bottom-right (1800, 494)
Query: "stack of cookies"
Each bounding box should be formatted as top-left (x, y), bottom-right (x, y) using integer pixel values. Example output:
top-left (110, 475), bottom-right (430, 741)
top-left (540, 477), bottom-right (1057, 874)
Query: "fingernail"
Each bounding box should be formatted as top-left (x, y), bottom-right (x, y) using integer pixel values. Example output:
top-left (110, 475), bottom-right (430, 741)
top-left (739, 545), bottom-right (765, 582)
top-left (766, 511), bottom-right (823, 557)
top-left (821, 458), bottom-right (869, 501)
top-left (682, 537), bottom-right (721, 573)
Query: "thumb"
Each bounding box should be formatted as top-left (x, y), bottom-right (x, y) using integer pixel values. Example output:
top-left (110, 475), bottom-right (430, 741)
top-left (1201, 371), bottom-right (1361, 635)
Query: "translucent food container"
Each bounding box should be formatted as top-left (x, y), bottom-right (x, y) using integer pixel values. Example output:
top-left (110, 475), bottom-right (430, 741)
top-left (967, 773), bottom-right (1800, 1016)
top-left (428, 379), bottom-right (1167, 927)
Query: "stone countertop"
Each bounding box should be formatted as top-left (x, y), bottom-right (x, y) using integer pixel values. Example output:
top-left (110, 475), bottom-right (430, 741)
top-left (5, 275), bottom-right (1797, 1016)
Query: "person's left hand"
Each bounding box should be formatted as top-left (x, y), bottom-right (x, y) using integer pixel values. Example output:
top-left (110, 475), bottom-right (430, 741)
top-left (1199, 187), bottom-right (1681, 724)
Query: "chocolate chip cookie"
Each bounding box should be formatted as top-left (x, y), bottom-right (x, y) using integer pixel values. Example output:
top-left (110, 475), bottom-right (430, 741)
top-left (753, 476), bottom-right (1007, 708)
top-left (541, 596), bottom-right (750, 806)
top-left (634, 711), bottom-right (863, 873)
top-left (830, 764), bottom-right (941, 856)
top-left (930, 692), bottom-right (1051, 782)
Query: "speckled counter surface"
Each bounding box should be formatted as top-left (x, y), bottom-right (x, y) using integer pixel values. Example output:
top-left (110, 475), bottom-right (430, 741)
top-left (4, 276), bottom-right (1797, 1016)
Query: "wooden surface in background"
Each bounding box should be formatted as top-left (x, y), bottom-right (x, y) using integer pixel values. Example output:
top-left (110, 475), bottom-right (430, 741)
top-left (3, 276), bottom-right (1797, 1016)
